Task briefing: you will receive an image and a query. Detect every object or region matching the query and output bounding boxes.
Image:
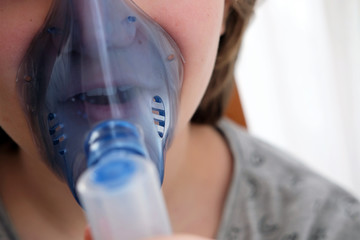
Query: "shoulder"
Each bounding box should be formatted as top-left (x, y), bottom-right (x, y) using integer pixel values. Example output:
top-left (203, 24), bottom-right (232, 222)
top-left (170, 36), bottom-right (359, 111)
top-left (216, 118), bottom-right (360, 240)
top-left (216, 118), bottom-right (311, 183)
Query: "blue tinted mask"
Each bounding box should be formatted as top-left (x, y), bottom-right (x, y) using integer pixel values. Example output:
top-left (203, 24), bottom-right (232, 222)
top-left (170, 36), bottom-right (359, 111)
top-left (16, 0), bottom-right (183, 200)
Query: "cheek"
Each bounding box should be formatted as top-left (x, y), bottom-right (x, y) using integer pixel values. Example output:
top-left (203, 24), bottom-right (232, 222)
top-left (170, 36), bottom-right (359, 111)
top-left (0, 0), bottom-right (52, 153)
top-left (133, 1), bottom-right (225, 129)
top-left (0, 1), bottom-right (52, 79)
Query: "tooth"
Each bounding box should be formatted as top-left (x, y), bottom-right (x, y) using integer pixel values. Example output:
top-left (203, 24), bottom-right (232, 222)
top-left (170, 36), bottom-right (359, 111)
top-left (103, 87), bottom-right (117, 96)
top-left (86, 88), bottom-right (103, 96)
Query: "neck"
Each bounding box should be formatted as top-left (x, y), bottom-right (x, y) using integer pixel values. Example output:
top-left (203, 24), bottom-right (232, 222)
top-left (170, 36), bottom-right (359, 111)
top-left (163, 122), bottom-right (233, 237)
top-left (163, 123), bottom-right (192, 190)
top-left (0, 121), bottom-right (232, 239)
top-left (0, 147), bottom-right (86, 240)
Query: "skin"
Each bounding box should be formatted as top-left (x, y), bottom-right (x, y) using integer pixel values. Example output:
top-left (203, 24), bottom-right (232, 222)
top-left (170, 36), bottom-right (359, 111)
top-left (0, 0), bottom-right (233, 239)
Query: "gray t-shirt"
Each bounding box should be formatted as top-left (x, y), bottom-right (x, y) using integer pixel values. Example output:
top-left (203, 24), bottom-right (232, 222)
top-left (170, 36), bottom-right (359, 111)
top-left (1, 118), bottom-right (360, 239)
top-left (216, 118), bottom-right (360, 239)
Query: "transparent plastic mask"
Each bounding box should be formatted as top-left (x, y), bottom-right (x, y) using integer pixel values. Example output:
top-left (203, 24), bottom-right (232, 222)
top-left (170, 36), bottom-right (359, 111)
top-left (16, 0), bottom-right (183, 200)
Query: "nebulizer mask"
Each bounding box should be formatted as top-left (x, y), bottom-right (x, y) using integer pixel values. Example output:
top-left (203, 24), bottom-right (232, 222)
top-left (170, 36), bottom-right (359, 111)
top-left (17, 0), bottom-right (183, 238)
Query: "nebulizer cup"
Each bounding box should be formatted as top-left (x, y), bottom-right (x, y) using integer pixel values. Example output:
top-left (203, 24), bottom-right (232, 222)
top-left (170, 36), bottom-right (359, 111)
top-left (16, 0), bottom-right (183, 238)
top-left (77, 120), bottom-right (172, 239)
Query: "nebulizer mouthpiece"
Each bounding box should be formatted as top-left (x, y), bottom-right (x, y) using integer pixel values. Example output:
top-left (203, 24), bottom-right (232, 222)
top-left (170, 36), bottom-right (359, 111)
top-left (17, 0), bottom-right (183, 238)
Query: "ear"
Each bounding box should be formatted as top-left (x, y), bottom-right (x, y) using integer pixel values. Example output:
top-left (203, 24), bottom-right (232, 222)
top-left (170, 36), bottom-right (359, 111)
top-left (221, 0), bottom-right (232, 35)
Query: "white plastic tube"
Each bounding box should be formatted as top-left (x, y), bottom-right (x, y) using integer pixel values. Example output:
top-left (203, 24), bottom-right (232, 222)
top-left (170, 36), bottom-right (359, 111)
top-left (77, 153), bottom-right (172, 240)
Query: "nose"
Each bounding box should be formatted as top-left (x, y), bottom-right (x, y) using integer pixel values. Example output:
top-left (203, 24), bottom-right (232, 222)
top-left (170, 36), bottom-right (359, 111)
top-left (71, 0), bottom-right (137, 56)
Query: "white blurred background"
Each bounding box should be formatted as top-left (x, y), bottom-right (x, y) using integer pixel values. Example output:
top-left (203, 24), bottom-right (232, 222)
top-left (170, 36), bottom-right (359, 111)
top-left (236, 0), bottom-right (360, 197)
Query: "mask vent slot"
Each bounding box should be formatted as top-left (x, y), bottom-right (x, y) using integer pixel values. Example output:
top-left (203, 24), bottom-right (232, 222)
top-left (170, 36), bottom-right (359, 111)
top-left (152, 96), bottom-right (165, 138)
top-left (48, 113), bottom-right (67, 155)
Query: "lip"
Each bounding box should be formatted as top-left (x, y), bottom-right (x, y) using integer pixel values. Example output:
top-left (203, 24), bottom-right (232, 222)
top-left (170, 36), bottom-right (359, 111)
top-left (60, 66), bottom-right (163, 102)
top-left (64, 79), bottom-right (138, 102)
top-left (83, 101), bottom-right (134, 122)
top-left (65, 87), bottom-right (139, 122)
top-left (72, 85), bottom-right (136, 104)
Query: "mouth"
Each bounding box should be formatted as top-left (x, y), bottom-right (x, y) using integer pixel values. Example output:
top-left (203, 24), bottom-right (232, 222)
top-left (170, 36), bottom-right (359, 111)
top-left (63, 85), bottom-right (140, 122)
top-left (69, 85), bottom-right (137, 105)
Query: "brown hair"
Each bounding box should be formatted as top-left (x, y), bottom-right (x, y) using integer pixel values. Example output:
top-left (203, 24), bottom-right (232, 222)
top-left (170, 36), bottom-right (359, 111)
top-left (191, 0), bottom-right (256, 125)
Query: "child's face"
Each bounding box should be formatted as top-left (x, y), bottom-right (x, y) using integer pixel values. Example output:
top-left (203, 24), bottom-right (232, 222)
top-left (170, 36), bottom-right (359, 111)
top-left (0, 0), bottom-right (225, 154)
